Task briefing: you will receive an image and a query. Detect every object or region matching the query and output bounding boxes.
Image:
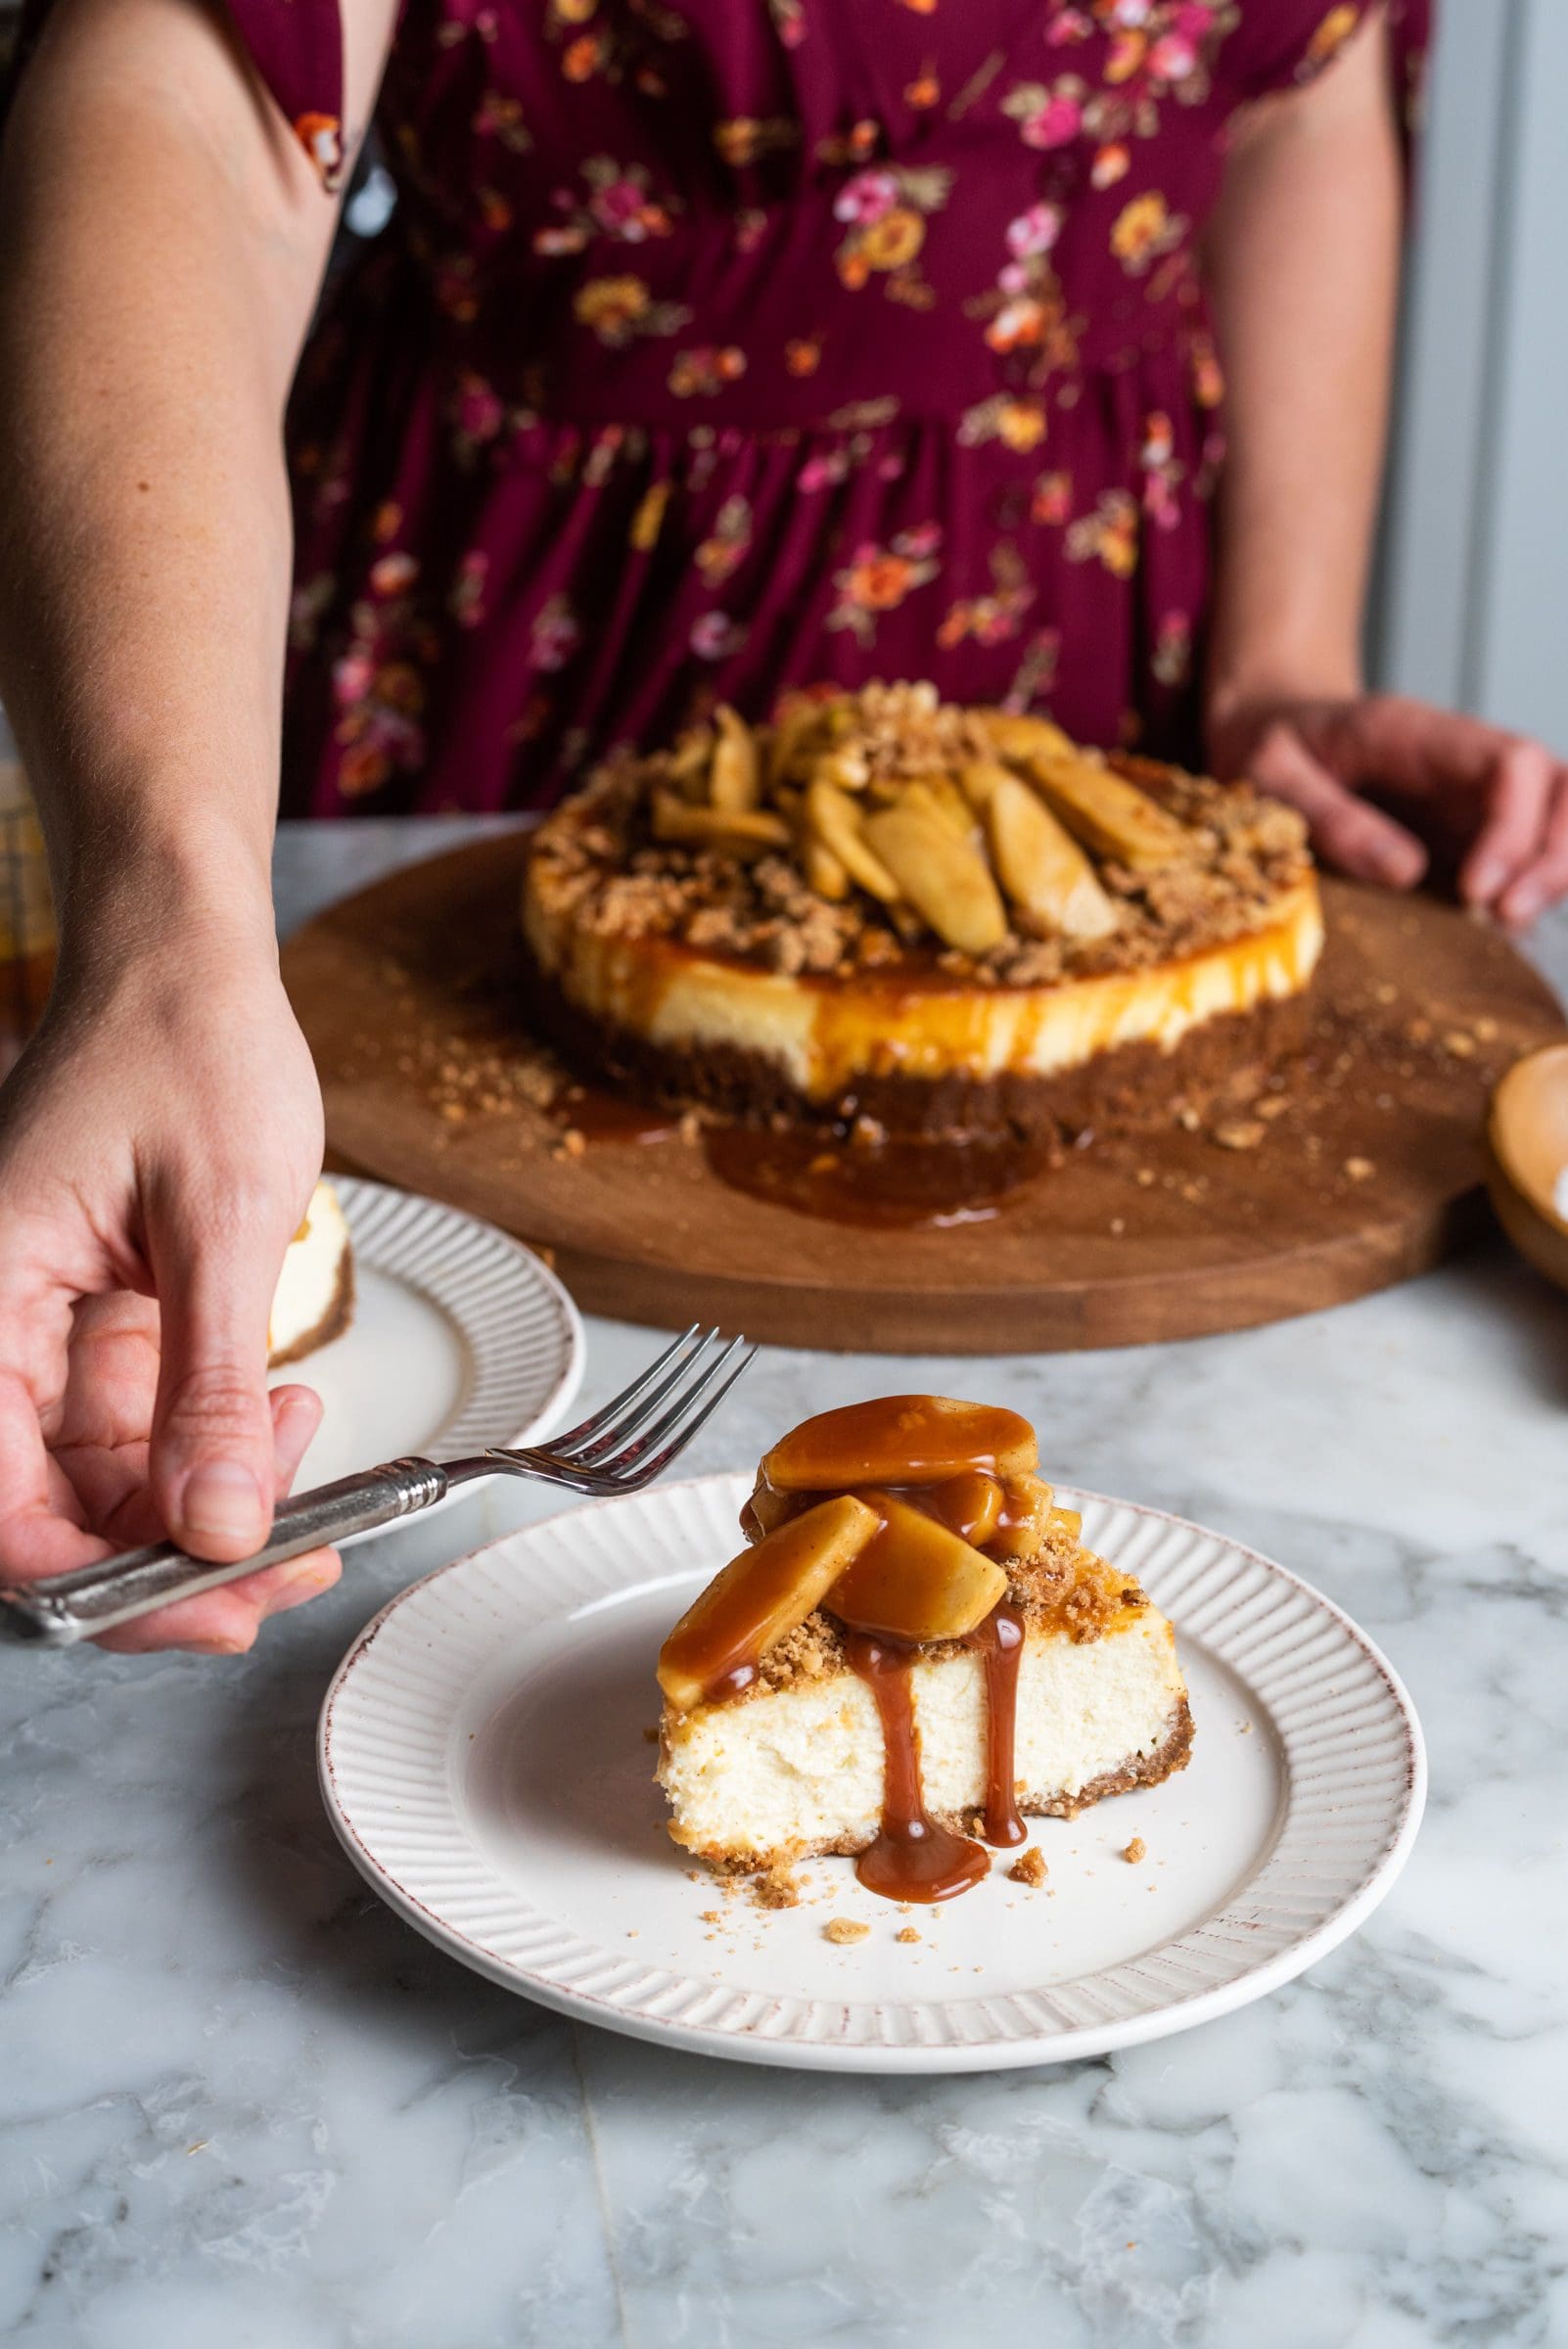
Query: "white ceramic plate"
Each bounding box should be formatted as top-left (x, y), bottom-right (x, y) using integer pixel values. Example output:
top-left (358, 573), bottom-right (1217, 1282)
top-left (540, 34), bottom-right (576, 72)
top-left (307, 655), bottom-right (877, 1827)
top-left (275, 1176), bottom-right (583, 1504)
top-left (318, 1475), bottom-right (1425, 2073)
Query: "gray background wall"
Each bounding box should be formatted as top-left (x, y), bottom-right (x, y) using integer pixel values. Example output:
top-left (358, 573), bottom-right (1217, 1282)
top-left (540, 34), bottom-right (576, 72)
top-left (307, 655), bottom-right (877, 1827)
top-left (1378, 0), bottom-right (1568, 747)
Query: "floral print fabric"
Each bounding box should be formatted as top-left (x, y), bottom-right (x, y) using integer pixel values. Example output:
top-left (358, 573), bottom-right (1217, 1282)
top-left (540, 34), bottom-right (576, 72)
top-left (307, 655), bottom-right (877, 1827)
top-left (24, 0), bottom-right (1431, 813)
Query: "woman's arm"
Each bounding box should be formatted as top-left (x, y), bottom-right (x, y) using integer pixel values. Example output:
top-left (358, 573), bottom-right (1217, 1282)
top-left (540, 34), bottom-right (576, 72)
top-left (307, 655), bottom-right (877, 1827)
top-left (1203, 10), bottom-right (1568, 925)
top-left (0, 0), bottom-right (393, 1644)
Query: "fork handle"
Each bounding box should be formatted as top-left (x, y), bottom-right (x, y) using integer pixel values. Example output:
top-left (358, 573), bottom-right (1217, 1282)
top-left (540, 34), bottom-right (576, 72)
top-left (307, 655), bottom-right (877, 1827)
top-left (0, 1456), bottom-right (452, 1649)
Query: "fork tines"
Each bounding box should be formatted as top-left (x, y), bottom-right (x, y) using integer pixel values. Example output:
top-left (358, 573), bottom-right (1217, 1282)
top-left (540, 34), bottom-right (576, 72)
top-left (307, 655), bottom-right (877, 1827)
top-left (535, 1325), bottom-right (756, 1492)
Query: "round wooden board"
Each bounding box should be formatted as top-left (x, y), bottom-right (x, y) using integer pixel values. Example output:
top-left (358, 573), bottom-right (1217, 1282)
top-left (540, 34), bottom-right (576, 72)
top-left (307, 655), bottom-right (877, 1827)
top-left (282, 836), bottom-right (1565, 1354)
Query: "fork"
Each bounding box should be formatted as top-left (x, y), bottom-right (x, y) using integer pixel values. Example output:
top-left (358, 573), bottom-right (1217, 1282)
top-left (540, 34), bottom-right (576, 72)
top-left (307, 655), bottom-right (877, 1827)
top-left (0, 1325), bottom-right (755, 1650)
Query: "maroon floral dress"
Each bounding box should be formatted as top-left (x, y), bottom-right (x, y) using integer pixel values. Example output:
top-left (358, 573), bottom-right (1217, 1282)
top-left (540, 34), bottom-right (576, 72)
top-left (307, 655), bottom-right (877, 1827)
top-left (44, 1), bottom-right (1435, 812)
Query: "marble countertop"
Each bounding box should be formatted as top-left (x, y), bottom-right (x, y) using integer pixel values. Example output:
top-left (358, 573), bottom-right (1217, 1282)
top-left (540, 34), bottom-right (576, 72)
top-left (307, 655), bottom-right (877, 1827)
top-left (4, 819), bottom-right (1568, 2349)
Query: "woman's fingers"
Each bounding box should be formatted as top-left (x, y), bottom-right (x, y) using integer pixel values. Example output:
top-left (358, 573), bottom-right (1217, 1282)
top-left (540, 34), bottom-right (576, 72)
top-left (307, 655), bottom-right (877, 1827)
top-left (145, 1182), bottom-right (288, 1562)
top-left (269, 1381), bottom-right (324, 1488)
top-left (256, 1384), bottom-right (341, 1616)
top-left (1457, 739), bottom-right (1557, 910)
top-left (0, 1268), bottom-right (106, 1586)
top-left (1496, 770), bottom-right (1568, 929)
top-left (0, 1360), bottom-right (110, 1587)
top-left (1244, 720), bottom-right (1428, 888)
top-left (94, 1386), bottom-right (341, 1654)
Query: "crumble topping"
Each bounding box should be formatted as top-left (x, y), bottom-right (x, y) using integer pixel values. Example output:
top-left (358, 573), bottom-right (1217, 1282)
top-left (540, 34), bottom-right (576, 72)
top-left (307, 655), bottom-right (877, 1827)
top-left (527, 681), bottom-right (1313, 989)
top-left (1009, 1848), bottom-right (1048, 1888)
top-left (750, 1861), bottom-right (805, 1910)
top-left (674, 1510), bottom-right (1144, 1717)
top-left (824, 1917), bottom-right (871, 1945)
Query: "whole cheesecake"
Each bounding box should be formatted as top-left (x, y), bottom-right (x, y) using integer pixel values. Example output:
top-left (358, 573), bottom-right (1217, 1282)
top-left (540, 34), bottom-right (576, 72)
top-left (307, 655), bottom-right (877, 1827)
top-left (521, 682), bottom-right (1322, 1142)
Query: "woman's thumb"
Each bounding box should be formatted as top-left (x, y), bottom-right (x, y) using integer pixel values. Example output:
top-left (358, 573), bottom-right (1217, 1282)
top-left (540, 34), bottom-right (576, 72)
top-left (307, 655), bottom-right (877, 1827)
top-left (147, 1191), bottom-right (284, 1560)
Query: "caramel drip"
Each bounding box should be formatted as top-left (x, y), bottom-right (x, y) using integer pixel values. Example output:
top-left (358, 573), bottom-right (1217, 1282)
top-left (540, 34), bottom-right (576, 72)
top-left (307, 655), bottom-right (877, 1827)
top-left (962, 1601), bottom-right (1027, 1848)
top-left (845, 1632), bottom-right (990, 1904)
top-left (846, 1595), bottom-right (1027, 1900)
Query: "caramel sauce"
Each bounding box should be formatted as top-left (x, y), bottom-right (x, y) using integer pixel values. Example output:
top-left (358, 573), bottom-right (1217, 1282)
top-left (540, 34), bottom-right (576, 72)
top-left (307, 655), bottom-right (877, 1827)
top-left (704, 1126), bottom-right (1053, 1229)
top-left (550, 1081), bottom-right (680, 1145)
top-left (845, 1631), bottom-right (992, 1904)
top-left (962, 1601), bottom-right (1028, 1848)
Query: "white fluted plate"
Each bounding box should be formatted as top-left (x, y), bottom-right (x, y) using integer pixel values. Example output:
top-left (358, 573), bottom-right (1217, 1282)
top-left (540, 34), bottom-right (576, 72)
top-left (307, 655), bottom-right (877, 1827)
top-left (276, 1176), bottom-right (582, 1517)
top-left (318, 1475), bottom-right (1424, 2072)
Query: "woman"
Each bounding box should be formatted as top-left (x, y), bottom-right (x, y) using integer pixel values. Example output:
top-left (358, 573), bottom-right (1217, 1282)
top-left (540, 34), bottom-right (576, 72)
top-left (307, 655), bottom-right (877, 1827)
top-left (0, 0), bottom-right (1561, 1653)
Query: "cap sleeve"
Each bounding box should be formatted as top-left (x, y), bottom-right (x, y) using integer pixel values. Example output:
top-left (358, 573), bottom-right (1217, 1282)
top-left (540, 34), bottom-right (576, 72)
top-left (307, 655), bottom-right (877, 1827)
top-left (2, 0), bottom-right (346, 191)
top-left (1222, 1), bottom-right (1432, 137)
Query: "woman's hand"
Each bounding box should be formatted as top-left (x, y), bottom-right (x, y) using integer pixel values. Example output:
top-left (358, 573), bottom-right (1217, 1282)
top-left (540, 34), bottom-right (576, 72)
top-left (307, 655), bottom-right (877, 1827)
top-left (0, 926), bottom-right (342, 1652)
top-left (1207, 692), bottom-right (1568, 929)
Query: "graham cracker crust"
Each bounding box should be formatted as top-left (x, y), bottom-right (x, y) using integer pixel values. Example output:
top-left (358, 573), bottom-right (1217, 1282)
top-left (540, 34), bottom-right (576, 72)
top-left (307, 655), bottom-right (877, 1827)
top-left (267, 1245), bottom-right (355, 1369)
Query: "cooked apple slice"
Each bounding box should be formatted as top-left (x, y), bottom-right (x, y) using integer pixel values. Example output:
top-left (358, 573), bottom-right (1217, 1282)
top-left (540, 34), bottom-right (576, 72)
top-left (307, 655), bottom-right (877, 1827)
top-left (828, 1492), bottom-right (1007, 1642)
top-left (1026, 754), bottom-right (1193, 870)
top-left (665, 724), bottom-right (715, 792)
top-left (974, 710), bottom-right (1077, 765)
top-left (988, 1471), bottom-right (1057, 1558)
top-left (803, 835), bottom-right (851, 901)
top-left (927, 1469), bottom-right (1004, 1546)
top-left (709, 705), bottom-right (761, 812)
top-left (807, 779), bottom-right (901, 903)
top-left (652, 789), bottom-right (791, 858)
top-left (860, 799), bottom-right (1008, 956)
top-left (1046, 1504), bottom-right (1083, 1543)
top-left (740, 1474), bottom-right (805, 1543)
top-left (767, 695), bottom-right (822, 786)
top-left (957, 757), bottom-right (1012, 813)
top-left (763, 1396), bottom-right (1038, 1491)
top-left (657, 1494), bottom-right (881, 1712)
top-left (985, 771), bottom-right (1120, 942)
top-left (904, 773), bottom-right (979, 843)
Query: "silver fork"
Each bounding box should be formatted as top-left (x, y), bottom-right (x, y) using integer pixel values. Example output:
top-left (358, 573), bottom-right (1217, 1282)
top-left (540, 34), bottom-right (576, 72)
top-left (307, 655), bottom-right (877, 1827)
top-left (0, 1325), bottom-right (755, 1650)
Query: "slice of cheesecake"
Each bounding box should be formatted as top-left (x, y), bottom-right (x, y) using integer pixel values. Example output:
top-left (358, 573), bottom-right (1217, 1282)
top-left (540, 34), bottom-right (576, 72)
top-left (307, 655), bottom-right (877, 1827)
top-left (657, 1398), bottom-right (1193, 1902)
top-left (268, 1178), bottom-right (355, 1367)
